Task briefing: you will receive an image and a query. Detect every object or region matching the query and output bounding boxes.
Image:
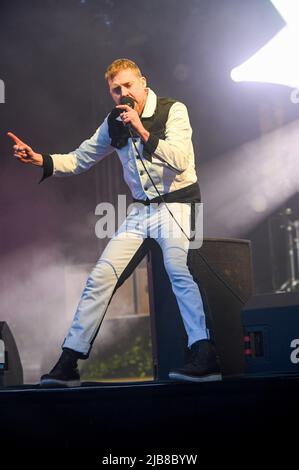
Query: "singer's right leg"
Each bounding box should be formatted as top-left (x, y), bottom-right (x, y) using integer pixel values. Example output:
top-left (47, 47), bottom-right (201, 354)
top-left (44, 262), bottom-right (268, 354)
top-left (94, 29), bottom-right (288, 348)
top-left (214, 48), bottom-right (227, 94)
top-left (62, 229), bottom-right (146, 357)
top-left (40, 206), bottom-right (148, 387)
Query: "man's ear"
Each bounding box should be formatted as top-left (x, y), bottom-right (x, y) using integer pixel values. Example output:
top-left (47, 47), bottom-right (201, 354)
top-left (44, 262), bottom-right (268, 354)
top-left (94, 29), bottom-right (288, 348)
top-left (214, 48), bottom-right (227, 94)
top-left (140, 76), bottom-right (147, 88)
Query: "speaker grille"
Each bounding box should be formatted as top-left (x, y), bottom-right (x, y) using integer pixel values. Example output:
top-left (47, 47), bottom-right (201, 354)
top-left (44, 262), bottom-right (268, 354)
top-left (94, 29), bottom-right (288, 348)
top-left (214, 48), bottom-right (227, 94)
top-left (148, 238), bottom-right (253, 378)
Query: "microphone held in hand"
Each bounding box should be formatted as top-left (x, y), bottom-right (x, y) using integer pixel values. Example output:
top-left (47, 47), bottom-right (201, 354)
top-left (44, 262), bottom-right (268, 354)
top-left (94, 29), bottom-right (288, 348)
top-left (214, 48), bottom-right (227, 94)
top-left (119, 96), bottom-right (135, 109)
top-left (118, 96), bottom-right (135, 129)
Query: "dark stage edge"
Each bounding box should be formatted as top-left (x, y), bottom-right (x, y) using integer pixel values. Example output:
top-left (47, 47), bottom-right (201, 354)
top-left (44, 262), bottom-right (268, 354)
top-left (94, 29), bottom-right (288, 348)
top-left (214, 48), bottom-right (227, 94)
top-left (0, 374), bottom-right (298, 460)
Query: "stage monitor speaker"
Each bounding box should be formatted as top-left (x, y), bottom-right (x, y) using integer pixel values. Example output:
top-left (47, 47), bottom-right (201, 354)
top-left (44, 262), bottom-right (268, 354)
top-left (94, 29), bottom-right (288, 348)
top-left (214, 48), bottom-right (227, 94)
top-left (147, 238), bottom-right (253, 379)
top-left (242, 292), bottom-right (299, 375)
top-left (0, 322), bottom-right (23, 386)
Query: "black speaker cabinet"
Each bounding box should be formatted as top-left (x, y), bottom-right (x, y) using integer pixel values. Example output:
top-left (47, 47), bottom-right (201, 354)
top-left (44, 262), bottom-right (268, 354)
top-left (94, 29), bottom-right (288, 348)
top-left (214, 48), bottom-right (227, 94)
top-left (147, 238), bottom-right (253, 379)
top-left (0, 322), bottom-right (23, 386)
top-left (242, 292), bottom-right (299, 375)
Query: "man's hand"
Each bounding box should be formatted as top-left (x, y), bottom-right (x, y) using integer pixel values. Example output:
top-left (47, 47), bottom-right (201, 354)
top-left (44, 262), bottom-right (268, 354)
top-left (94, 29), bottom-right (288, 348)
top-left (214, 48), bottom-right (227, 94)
top-left (7, 132), bottom-right (43, 166)
top-left (115, 105), bottom-right (149, 142)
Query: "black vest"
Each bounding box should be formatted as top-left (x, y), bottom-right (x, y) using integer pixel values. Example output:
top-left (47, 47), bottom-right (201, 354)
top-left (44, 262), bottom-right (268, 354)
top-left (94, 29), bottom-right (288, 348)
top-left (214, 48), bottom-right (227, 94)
top-left (107, 96), bottom-right (201, 204)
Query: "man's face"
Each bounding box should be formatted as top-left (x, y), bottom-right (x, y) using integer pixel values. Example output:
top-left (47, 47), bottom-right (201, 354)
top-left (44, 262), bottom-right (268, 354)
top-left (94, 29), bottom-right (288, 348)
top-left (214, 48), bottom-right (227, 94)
top-left (108, 68), bottom-right (147, 115)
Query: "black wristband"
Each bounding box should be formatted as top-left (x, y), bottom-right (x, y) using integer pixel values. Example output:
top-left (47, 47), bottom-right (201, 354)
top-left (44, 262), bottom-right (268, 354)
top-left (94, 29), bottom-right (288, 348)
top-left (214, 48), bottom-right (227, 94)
top-left (142, 133), bottom-right (159, 162)
top-left (39, 154), bottom-right (54, 183)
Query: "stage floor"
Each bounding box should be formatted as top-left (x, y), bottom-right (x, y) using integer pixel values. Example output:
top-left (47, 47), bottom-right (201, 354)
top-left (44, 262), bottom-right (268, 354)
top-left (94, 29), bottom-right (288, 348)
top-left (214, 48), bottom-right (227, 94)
top-left (0, 373), bottom-right (298, 457)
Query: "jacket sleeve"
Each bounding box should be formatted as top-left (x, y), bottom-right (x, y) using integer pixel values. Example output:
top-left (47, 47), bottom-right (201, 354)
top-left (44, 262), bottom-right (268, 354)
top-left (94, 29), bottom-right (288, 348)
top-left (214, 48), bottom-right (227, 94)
top-left (45, 117), bottom-right (114, 179)
top-left (142, 101), bottom-right (193, 173)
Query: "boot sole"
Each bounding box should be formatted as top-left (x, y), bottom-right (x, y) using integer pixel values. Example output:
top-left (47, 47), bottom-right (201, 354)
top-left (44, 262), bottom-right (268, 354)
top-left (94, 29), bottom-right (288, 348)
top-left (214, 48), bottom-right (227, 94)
top-left (168, 372), bottom-right (222, 383)
top-left (40, 378), bottom-right (81, 388)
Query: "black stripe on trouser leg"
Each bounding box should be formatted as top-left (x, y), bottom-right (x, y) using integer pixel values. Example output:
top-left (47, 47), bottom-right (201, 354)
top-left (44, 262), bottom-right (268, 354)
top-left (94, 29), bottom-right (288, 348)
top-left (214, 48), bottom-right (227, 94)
top-left (186, 202), bottom-right (216, 344)
top-left (186, 252), bottom-right (215, 344)
top-left (86, 238), bottom-right (152, 356)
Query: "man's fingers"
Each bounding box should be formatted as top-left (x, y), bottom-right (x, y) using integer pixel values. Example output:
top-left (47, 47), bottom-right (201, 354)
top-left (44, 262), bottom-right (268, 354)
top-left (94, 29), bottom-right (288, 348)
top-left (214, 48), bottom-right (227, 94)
top-left (116, 104), bottom-right (131, 111)
top-left (14, 150), bottom-right (27, 156)
top-left (15, 155), bottom-right (31, 164)
top-left (7, 132), bottom-right (26, 146)
top-left (13, 142), bottom-right (32, 154)
top-left (13, 144), bottom-right (28, 151)
top-left (13, 142), bottom-right (32, 159)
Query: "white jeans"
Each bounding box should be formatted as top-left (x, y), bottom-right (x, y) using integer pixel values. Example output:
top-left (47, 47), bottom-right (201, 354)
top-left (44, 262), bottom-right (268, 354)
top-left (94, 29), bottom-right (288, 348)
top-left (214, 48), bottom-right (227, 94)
top-left (62, 202), bottom-right (208, 356)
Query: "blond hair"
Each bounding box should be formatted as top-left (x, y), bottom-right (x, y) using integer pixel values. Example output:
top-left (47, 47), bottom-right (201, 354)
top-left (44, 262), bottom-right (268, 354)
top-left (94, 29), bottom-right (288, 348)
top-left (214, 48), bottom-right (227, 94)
top-left (105, 58), bottom-right (142, 81)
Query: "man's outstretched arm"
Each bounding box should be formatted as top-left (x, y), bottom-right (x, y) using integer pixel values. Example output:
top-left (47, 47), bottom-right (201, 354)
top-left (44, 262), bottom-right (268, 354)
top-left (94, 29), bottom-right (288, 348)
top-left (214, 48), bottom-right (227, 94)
top-left (7, 118), bottom-right (114, 182)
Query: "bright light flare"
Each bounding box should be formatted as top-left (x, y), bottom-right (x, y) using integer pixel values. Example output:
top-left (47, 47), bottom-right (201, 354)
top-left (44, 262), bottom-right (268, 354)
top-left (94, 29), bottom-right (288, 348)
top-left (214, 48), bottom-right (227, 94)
top-left (231, 0), bottom-right (299, 89)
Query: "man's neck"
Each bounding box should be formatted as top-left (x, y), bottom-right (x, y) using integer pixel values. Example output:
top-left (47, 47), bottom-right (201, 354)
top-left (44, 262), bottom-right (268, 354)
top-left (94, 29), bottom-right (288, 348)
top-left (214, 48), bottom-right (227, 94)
top-left (138, 88), bottom-right (149, 116)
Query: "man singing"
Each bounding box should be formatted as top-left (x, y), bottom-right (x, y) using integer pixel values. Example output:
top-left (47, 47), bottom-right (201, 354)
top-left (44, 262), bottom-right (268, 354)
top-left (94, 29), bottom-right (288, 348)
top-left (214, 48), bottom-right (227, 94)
top-left (8, 58), bottom-right (221, 387)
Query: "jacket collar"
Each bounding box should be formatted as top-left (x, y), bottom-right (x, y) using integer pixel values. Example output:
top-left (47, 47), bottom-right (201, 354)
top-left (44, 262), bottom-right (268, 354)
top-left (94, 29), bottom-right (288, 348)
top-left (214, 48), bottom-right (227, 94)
top-left (141, 88), bottom-right (157, 118)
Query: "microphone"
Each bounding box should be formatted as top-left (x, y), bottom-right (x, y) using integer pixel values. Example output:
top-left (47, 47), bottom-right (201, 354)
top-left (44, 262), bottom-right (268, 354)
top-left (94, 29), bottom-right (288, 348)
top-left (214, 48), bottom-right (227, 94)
top-left (118, 96), bottom-right (135, 131)
top-left (120, 96), bottom-right (135, 109)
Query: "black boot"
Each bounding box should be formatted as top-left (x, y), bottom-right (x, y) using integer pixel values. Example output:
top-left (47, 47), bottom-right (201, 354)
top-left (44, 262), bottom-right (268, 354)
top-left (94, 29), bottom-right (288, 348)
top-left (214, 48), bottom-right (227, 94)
top-left (169, 339), bottom-right (222, 382)
top-left (40, 348), bottom-right (84, 388)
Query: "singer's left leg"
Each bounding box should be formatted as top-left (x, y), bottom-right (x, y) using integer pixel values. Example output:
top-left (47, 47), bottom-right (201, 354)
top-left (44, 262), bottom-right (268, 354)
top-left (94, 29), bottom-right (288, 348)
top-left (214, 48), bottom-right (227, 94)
top-left (153, 202), bottom-right (208, 348)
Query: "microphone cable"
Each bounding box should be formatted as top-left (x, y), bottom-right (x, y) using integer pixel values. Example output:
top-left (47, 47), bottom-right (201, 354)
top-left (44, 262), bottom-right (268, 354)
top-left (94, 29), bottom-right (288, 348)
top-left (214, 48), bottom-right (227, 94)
top-left (128, 127), bottom-right (246, 306)
top-left (119, 98), bottom-right (247, 305)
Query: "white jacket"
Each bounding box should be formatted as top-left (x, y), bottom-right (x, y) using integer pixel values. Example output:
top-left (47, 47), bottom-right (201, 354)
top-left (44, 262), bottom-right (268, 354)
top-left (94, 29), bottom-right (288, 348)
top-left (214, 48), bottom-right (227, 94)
top-left (50, 88), bottom-right (198, 200)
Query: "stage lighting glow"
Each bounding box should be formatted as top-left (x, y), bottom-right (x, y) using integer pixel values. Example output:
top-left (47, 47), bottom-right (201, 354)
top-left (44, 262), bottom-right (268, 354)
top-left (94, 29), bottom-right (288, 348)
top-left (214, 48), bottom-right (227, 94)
top-left (271, 0), bottom-right (299, 29)
top-left (201, 118), bottom-right (299, 237)
top-left (231, 0), bottom-right (299, 89)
